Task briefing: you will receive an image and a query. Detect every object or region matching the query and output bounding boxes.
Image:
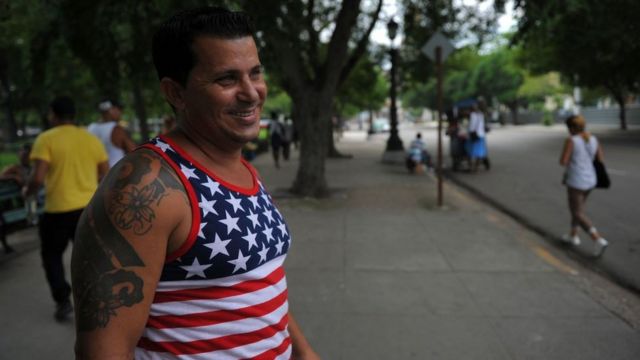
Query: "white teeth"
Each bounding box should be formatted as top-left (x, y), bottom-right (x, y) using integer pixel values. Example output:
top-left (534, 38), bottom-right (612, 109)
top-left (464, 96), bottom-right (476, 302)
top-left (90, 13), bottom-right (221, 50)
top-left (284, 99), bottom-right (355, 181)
top-left (231, 110), bottom-right (254, 117)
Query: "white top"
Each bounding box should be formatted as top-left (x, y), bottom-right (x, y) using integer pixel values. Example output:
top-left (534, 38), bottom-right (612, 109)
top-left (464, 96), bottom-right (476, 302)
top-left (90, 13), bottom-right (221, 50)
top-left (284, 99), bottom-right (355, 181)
top-left (566, 135), bottom-right (598, 190)
top-left (87, 121), bottom-right (125, 167)
top-left (469, 111), bottom-right (485, 138)
top-left (409, 138), bottom-right (426, 151)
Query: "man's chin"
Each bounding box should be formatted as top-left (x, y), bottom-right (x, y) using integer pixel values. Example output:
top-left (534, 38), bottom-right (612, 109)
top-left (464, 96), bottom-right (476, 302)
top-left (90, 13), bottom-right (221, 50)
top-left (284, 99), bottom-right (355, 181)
top-left (230, 131), bottom-right (260, 146)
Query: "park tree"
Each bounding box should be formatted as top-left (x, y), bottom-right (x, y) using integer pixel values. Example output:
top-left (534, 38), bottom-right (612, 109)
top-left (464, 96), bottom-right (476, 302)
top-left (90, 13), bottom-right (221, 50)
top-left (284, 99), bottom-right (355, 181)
top-left (513, 0), bottom-right (640, 129)
top-left (0, 0), bottom-right (62, 140)
top-left (400, 0), bottom-right (506, 87)
top-left (2, 0), bottom-right (179, 141)
top-left (402, 45), bottom-right (481, 111)
top-left (58, 0), bottom-right (170, 140)
top-left (241, 0), bottom-right (383, 197)
top-left (469, 47), bottom-right (523, 123)
top-left (517, 72), bottom-right (565, 110)
top-left (262, 76), bottom-right (292, 117)
top-left (0, 0), bottom-right (106, 137)
top-left (334, 56), bottom-right (387, 149)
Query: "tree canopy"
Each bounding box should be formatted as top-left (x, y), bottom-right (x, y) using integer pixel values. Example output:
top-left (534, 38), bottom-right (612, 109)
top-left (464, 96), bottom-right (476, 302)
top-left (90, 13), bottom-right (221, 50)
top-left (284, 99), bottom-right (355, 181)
top-left (240, 0), bottom-right (384, 197)
top-left (513, 0), bottom-right (640, 129)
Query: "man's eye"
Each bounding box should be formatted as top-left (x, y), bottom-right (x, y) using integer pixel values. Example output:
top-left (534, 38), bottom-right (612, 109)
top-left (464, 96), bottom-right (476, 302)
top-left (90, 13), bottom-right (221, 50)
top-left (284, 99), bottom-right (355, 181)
top-left (250, 69), bottom-right (263, 80)
top-left (216, 76), bottom-right (236, 85)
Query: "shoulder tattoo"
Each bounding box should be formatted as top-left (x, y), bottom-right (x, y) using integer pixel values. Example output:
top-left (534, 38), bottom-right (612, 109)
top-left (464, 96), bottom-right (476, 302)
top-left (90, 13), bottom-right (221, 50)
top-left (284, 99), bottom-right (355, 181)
top-left (72, 150), bottom-right (186, 331)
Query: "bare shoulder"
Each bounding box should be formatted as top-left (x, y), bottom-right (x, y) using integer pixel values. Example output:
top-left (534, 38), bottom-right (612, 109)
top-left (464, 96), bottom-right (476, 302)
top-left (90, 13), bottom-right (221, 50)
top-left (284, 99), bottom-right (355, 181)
top-left (103, 148), bottom-right (188, 231)
top-left (72, 148), bottom-right (189, 333)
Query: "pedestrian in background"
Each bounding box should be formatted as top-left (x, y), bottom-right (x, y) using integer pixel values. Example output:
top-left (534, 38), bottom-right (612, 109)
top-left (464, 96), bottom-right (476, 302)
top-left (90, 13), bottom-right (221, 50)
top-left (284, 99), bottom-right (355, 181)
top-left (282, 118), bottom-right (294, 161)
top-left (88, 99), bottom-right (136, 167)
top-left (406, 132), bottom-right (431, 174)
top-left (269, 111), bottom-right (285, 168)
top-left (467, 103), bottom-right (490, 172)
top-left (446, 111), bottom-right (468, 171)
top-left (559, 114), bottom-right (608, 257)
top-left (22, 96), bottom-right (109, 321)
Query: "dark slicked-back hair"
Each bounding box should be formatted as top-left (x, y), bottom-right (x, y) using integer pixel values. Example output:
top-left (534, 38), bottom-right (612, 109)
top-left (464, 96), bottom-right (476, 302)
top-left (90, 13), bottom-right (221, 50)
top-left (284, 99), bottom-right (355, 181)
top-left (152, 6), bottom-right (255, 86)
top-left (49, 96), bottom-right (76, 120)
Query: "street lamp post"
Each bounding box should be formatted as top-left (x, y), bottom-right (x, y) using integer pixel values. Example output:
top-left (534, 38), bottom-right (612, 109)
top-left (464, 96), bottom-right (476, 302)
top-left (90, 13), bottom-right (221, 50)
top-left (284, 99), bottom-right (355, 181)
top-left (383, 18), bottom-right (404, 162)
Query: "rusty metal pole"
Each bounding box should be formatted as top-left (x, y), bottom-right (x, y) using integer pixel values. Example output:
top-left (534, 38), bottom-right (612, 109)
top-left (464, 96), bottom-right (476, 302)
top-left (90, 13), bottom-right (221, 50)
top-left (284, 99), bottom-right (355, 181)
top-left (436, 46), bottom-right (444, 207)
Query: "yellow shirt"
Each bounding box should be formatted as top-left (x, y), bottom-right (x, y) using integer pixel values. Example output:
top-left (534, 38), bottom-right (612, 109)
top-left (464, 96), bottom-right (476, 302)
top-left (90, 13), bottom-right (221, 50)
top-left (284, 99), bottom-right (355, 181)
top-left (30, 124), bottom-right (108, 213)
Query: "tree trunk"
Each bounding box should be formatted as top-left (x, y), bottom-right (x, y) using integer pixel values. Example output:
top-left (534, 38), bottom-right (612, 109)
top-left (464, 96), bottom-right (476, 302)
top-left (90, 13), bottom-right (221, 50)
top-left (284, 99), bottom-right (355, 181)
top-left (0, 49), bottom-right (18, 142)
top-left (509, 103), bottom-right (519, 125)
top-left (614, 94), bottom-right (627, 130)
top-left (291, 91), bottom-right (332, 197)
top-left (327, 114), bottom-right (352, 158)
top-left (1, 84), bottom-right (18, 143)
top-left (131, 80), bottom-right (150, 141)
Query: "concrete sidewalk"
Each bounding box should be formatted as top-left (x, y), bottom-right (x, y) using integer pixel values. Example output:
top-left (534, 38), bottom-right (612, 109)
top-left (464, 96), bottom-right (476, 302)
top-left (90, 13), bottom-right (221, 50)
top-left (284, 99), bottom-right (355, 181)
top-left (0, 130), bottom-right (638, 359)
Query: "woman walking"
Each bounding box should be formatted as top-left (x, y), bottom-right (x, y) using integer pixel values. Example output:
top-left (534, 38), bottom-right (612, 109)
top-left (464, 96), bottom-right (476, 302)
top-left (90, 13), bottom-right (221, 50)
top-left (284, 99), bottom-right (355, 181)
top-left (559, 115), bottom-right (608, 257)
top-left (467, 104), bottom-right (490, 172)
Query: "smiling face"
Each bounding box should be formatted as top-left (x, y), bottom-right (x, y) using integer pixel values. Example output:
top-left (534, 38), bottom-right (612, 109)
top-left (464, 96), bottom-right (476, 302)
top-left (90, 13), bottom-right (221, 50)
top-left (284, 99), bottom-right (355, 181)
top-left (176, 36), bottom-right (266, 151)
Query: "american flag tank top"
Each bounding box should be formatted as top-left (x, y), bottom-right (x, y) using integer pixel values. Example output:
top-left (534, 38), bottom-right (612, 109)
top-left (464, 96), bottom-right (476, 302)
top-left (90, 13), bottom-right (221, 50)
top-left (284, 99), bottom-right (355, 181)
top-left (134, 136), bottom-right (292, 359)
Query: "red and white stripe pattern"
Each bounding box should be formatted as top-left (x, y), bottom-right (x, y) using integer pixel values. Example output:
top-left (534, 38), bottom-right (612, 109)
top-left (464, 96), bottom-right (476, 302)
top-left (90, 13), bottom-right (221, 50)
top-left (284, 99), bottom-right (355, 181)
top-left (135, 256), bottom-right (290, 359)
top-left (135, 138), bottom-right (292, 359)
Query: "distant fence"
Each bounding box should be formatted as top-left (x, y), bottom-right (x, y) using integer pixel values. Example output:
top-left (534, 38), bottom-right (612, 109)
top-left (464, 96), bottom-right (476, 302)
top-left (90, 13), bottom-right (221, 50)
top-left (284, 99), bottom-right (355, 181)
top-left (506, 105), bottom-right (640, 126)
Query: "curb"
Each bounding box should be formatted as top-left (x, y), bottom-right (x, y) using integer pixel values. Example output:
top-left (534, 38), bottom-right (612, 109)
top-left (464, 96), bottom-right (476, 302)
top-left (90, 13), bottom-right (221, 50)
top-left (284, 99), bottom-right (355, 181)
top-left (444, 170), bottom-right (640, 297)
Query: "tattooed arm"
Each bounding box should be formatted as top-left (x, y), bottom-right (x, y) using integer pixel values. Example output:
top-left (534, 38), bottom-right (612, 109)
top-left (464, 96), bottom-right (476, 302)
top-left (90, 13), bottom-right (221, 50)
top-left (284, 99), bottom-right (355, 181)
top-left (72, 149), bottom-right (191, 359)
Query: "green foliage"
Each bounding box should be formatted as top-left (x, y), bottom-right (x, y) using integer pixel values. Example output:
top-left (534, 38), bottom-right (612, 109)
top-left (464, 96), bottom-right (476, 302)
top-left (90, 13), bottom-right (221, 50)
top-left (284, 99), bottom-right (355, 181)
top-left (0, 0), bottom-right (209, 141)
top-left (0, 152), bottom-right (18, 169)
top-left (263, 90), bottom-right (292, 117)
top-left (336, 57), bottom-right (388, 118)
top-left (542, 109), bottom-right (553, 126)
top-left (470, 47), bottom-right (523, 106)
top-left (261, 72), bottom-right (292, 117)
top-left (402, 43), bottom-right (526, 112)
top-left (400, 0), bottom-right (505, 87)
top-left (517, 72), bottom-right (563, 103)
top-left (514, 0), bottom-right (640, 127)
top-left (580, 87), bottom-right (609, 107)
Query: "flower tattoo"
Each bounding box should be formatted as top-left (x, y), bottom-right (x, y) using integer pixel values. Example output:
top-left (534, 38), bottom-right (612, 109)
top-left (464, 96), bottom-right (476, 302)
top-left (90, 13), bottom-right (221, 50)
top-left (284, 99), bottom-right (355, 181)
top-left (109, 182), bottom-right (165, 235)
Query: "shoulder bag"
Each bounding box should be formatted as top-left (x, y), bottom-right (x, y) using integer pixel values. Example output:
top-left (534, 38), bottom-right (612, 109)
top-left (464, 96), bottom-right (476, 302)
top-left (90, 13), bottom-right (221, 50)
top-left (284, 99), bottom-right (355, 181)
top-left (585, 139), bottom-right (610, 189)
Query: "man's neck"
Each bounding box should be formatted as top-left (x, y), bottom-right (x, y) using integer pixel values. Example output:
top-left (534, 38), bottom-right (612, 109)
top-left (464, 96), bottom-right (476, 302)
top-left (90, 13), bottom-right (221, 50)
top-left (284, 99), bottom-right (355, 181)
top-left (169, 129), bottom-right (254, 189)
top-left (175, 129), bottom-right (243, 169)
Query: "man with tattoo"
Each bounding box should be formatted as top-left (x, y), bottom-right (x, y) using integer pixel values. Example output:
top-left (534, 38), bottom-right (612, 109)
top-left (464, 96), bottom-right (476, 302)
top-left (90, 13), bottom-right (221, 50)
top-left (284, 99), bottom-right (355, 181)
top-left (23, 96), bottom-right (109, 321)
top-left (72, 7), bottom-right (320, 360)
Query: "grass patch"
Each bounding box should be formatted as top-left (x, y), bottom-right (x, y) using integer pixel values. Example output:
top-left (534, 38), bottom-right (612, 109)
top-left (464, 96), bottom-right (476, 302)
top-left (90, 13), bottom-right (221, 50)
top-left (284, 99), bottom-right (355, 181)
top-left (0, 152), bottom-right (18, 170)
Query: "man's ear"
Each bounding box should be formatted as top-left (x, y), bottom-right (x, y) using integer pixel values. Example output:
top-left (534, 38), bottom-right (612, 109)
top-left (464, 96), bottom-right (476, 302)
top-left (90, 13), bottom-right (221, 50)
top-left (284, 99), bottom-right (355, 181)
top-left (160, 78), bottom-right (186, 110)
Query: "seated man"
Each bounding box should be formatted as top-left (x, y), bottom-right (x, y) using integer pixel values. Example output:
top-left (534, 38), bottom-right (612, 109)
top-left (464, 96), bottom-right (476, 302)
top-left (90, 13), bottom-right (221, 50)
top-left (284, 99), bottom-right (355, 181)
top-left (0, 144), bottom-right (32, 187)
top-left (406, 132), bottom-right (431, 173)
top-left (0, 144), bottom-right (33, 253)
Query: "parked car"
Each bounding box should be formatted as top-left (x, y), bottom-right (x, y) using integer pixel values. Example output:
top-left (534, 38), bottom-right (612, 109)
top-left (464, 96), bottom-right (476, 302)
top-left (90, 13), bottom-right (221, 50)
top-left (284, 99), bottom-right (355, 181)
top-left (371, 118), bottom-right (390, 133)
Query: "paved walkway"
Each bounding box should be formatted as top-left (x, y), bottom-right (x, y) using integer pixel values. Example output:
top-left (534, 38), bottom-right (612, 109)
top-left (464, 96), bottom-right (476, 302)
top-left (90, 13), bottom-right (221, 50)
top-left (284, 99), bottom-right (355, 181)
top-left (0, 130), bottom-right (639, 359)
top-left (435, 124), bottom-right (640, 292)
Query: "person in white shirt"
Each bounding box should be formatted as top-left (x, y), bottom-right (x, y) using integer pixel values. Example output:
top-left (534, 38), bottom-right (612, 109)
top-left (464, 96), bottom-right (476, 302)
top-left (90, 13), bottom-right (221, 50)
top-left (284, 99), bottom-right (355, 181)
top-left (406, 132), bottom-right (430, 173)
top-left (467, 104), bottom-right (490, 172)
top-left (559, 114), bottom-right (608, 257)
top-left (87, 99), bottom-right (136, 167)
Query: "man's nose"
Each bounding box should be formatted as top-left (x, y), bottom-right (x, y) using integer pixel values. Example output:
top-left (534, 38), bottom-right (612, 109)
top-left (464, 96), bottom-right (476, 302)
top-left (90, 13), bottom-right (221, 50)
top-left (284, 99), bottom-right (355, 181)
top-left (237, 77), bottom-right (262, 103)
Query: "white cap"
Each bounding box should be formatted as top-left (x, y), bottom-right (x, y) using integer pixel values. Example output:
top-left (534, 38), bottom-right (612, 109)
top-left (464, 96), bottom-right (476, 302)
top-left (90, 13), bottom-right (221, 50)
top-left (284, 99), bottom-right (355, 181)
top-left (98, 100), bottom-right (114, 112)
